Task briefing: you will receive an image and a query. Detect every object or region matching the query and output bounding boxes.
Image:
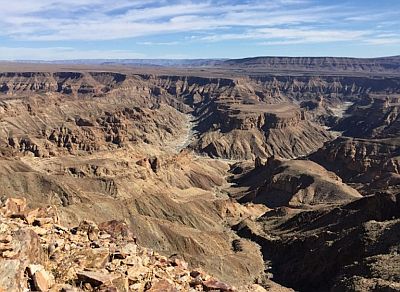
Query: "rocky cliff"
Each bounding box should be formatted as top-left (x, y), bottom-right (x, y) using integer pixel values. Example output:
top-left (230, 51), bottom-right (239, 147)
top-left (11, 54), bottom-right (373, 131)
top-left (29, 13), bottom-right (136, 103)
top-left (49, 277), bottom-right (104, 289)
top-left (310, 137), bottom-right (400, 194)
top-left (335, 96), bottom-right (400, 138)
top-left (193, 100), bottom-right (332, 159)
top-left (1, 71), bottom-right (400, 160)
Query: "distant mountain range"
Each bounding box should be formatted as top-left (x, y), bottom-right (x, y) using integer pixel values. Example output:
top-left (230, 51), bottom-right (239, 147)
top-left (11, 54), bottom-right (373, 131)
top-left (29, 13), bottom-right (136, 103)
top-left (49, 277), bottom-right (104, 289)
top-left (12, 58), bottom-right (227, 67)
top-left (10, 55), bottom-right (400, 74)
top-left (222, 56), bottom-right (400, 73)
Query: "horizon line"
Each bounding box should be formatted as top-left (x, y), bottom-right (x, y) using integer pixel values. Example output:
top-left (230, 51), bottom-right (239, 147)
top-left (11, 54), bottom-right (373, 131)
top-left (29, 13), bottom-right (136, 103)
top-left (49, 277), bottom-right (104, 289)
top-left (2, 55), bottom-right (399, 62)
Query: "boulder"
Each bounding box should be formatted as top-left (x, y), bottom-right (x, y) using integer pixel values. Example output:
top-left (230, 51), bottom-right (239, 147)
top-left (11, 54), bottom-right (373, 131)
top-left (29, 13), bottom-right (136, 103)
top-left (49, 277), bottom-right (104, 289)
top-left (27, 264), bottom-right (55, 292)
top-left (0, 229), bottom-right (44, 292)
top-left (76, 271), bottom-right (121, 287)
top-left (77, 220), bottom-right (99, 241)
top-left (148, 279), bottom-right (177, 292)
top-left (203, 278), bottom-right (235, 291)
top-left (98, 220), bottom-right (135, 241)
top-left (1, 198), bottom-right (27, 217)
top-left (80, 248), bottom-right (110, 269)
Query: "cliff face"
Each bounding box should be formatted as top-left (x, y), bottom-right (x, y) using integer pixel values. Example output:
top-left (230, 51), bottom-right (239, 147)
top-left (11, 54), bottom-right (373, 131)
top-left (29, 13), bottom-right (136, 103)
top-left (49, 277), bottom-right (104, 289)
top-left (234, 192), bottom-right (400, 292)
top-left (192, 98), bottom-right (332, 160)
top-left (229, 158), bottom-right (361, 208)
top-left (1, 71), bottom-right (400, 160)
top-left (309, 95), bottom-right (400, 195)
top-left (1, 72), bottom-right (399, 100)
top-left (335, 96), bottom-right (400, 138)
top-left (0, 72), bottom-right (126, 96)
top-left (310, 137), bottom-right (400, 194)
top-left (222, 56), bottom-right (400, 74)
top-left (1, 98), bottom-right (187, 158)
top-left (250, 76), bottom-right (400, 102)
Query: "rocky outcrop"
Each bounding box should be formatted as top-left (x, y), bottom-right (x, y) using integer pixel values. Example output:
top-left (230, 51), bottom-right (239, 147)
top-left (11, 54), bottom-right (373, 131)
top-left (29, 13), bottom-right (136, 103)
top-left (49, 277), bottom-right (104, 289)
top-left (1, 71), bottom-right (399, 106)
top-left (0, 197), bottom-right (269, 292)
top-left (310, 137), bottom-right (400, 194)
top-left (0, 72), bottom-right (128, 96)
top-left (335, 96), bottom-right (400, 138)
top-left (2, 99), bottom-right (187, 157)
top-left (230, 159), bottom-right (361, 208)
top-left (194, 100), bottom-right (332, 160)
top-left (0, 72), bottom-right (57, 94)
top-left (0, 150), bottom-right (268, 288)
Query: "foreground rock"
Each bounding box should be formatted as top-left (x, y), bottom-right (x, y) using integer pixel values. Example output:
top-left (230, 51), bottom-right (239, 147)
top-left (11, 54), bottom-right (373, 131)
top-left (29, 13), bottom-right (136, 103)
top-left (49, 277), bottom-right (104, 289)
top-left (0, 198), bottom-right (270, 292)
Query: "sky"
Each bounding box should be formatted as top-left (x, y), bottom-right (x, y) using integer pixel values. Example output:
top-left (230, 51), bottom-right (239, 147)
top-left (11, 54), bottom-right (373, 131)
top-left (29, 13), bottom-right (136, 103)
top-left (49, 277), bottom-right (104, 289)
top-left (0, 0), bottom-right (399, 60)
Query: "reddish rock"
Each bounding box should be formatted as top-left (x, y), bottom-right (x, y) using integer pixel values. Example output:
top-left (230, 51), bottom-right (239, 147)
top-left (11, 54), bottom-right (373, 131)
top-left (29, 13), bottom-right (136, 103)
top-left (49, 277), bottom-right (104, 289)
top-left (98, 220), bottom-right (135, 241)
top-left (77, 271), bottom-right (121, 287)
top-left (97, 286), bottom-right (117, 292)
top-left (79, 248), bottom-right (110, 269)
top-left (190, 269), bottom-right (205, 278)
top-left (0, 200), bottom-right (247, 291)
top-left (98, 276), bottom-right (129, 292)
top-left (1, 198), bottom-right (27, 217)
top-left (22, 208), bottom-right (40, 225)
top-left (171, 258), bottom-right (188, 269)
top-left (14, 205), bottom-right (59, 226)
top-left (33, 217), bottom-right (54, 227)
top-left (203, 278), bottom-right (235, 291)
top-left (78, 220), bottom-right (99, 241)
top-left (148, 279), bottom-right (177, 292)
top-left (27, 264), bottom-right (55, 292)
top-left (0, 230), bottom-right (44, 291)
top-left (118, 242), bottom-right (137, 258)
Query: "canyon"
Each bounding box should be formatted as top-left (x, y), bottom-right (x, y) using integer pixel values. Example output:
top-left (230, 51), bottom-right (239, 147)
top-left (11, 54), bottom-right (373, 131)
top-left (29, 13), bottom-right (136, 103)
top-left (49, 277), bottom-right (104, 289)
top-left (0, 57), bottom-right (399, 291)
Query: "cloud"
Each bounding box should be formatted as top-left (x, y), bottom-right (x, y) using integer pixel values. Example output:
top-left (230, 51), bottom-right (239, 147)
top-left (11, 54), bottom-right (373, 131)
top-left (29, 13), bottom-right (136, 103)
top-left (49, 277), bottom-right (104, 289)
top-left (137, 41), bottom-right (180, 46)
top-left (0, 47), bottom-right (145, 60)
top-left (0, 0), bottom-right (399, 59)
top-left (198, 27), bottom-right (371, 44)
top-left (259, 27), bottom-right (369, 43)
top-left (0, 0), bottom-right (370, 41)
top-left (365, 38), bottom-right (400, 45)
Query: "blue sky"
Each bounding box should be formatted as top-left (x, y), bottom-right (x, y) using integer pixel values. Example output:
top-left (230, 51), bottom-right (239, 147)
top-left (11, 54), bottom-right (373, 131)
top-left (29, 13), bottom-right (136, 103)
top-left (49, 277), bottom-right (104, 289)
top-left (0, 0), bottom-right (399, 60)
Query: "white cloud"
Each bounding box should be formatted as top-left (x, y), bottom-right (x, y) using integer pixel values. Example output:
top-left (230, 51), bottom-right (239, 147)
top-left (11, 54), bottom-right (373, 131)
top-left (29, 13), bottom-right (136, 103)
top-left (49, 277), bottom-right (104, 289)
top-left (0, 0), bottom-right (399, 59)
top-left (0, 47), bottom-right (145, 60)
top-left (365, 38), bottom-right (400, 45)
top-left (0, 0), bottom-right (371, 41)
top-left (137, 41), bottom-right (180, 46)
top-left (258, 27), bottom-right (369, 42)
top-left (199, 27), bottom-right (371, 44)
